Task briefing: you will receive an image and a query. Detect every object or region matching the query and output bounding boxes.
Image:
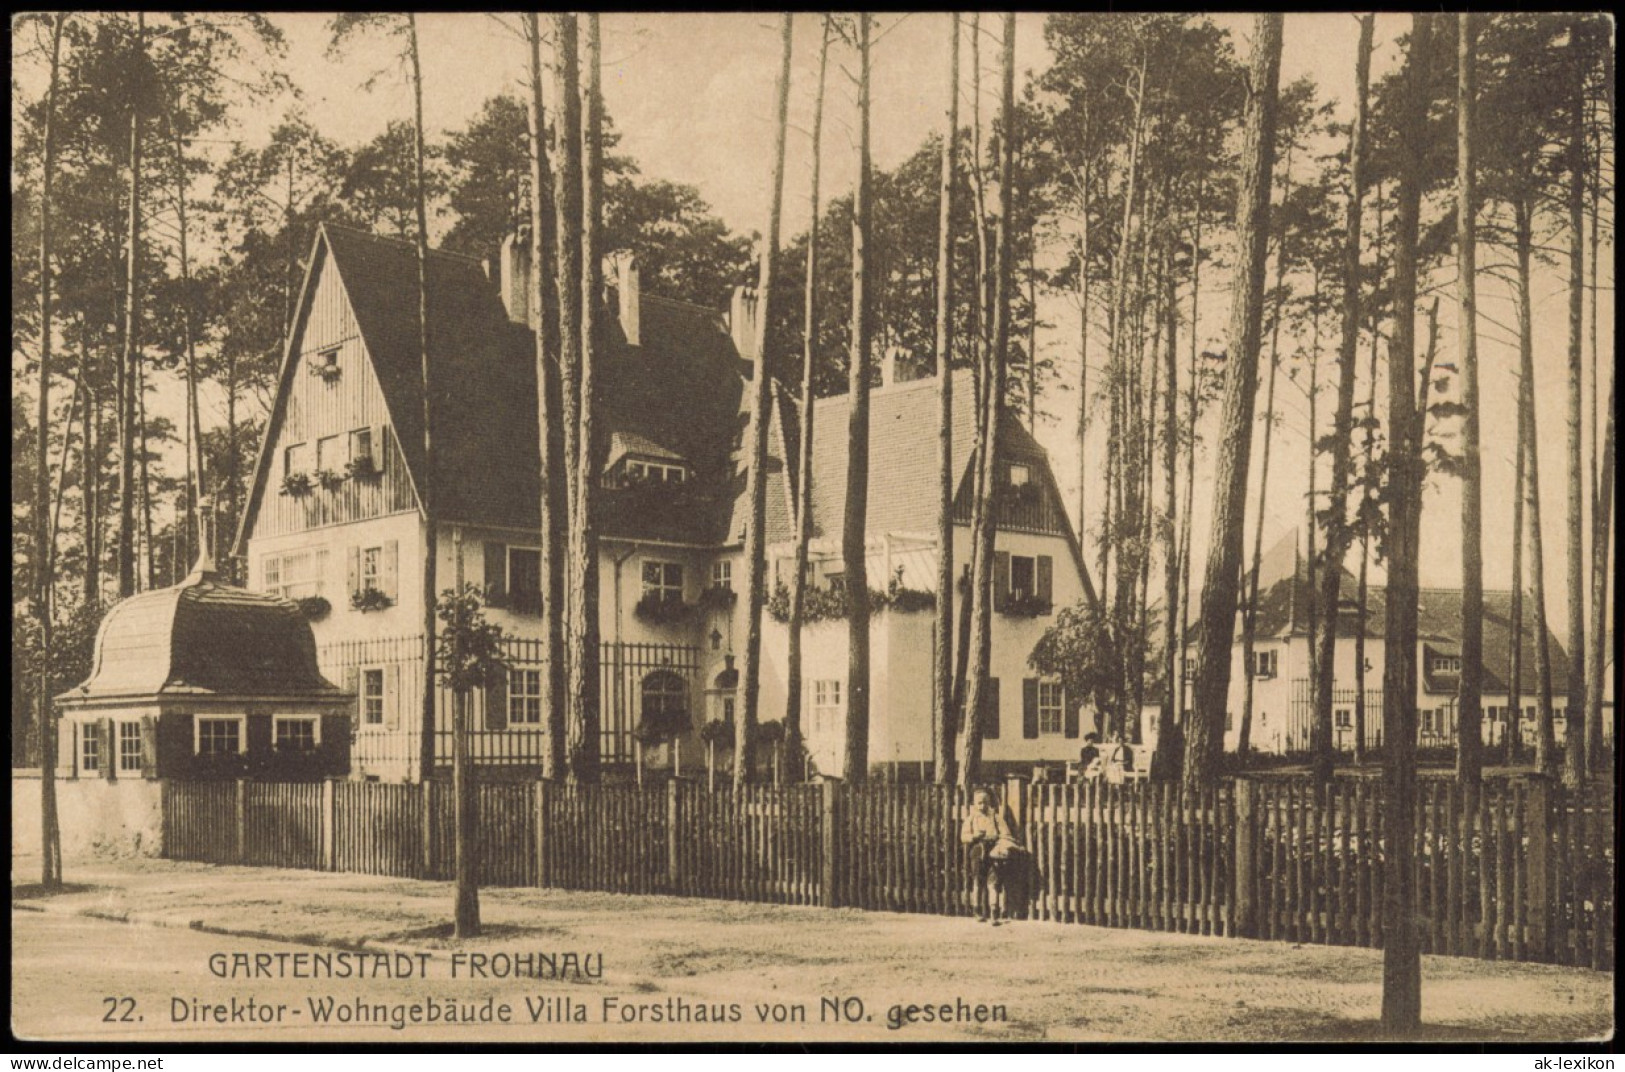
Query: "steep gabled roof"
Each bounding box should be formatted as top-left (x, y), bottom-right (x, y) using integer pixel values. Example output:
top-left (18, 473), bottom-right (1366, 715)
top-left (240, 224), bottom-right (744, 545)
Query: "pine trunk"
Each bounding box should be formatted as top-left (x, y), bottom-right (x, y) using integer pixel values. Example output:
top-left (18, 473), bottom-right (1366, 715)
top-left (1561, 18), bottom-right (1587, 788)
top-left (1380, 12), bottom-right (1435, 1035)
top-left (786, 17), bottom-right (831, 786)
top-left (573, 12), bottom-right (604, 784)
top-left (117, 13), bottom-right (145, 599)
top-left (1517, 201), bottom-right (1559, 778)
top-left (526, 13), bottom-right (568, 783)
top-left (1315, 15), bottom-right (1373, 783)
top-left (1238, 330), bottom-right (1280, 759)
top-left (406, 16), bottom-right (438, 783)
top-left (551, 14), bottom-right (585, 777)
top-left (842, 13), bottom-right (874, 784)
top-left (957, 15), bottom-right (1016, 787)
top-left (1184, 15), bottom-right (1282, 794)
top-left (1454, 14), bottom-right (1484, 783)
top-left (35, 10), bottom-right (66, 889)
top-left (933, 14), bottom-right (960, 785)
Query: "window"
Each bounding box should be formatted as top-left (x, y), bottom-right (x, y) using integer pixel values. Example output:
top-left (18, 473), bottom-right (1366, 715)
top-left (812, 680), bottom-right (843, 739)
top-left (274, 717), bottom-right (319, 752)
top-left (262, 549), bottom-right (325, 600)
top-left (196, 718), bottom-right (242, 756)
top-left (320, 347), bottom-right (339, 369)
top-left (316, 434), bottom-right (345, 473)
top-left (508, 547), bottom-right (542, 613)
top-left (1010, 555), bottom-right (1037, 600)
top-left (81, 727), bottom-right (99, 773)
top-left (825, 571), bottom-right (845, 594)
top-left (1431, 655), bottom-right (1461, 674)
top-left (711, 560), bottom-right (732, 590)
top-left (1008, 463), bottom-right (1031, 487)
top-left (642, 560), bottom-right (683, 603)
top-left (509, 668), bottom-right (543, 725)
top-left (284, 442), bottom-right (309, 477)
top-left (1037, 681), bottom-right (1065, 735)
top-left (1253, 650), bottom-right (1278, 679)
top-left (363, 669), bottom-right (385, 726)
top-left (118, 721), bottom-right (142, 772)
top-left (1335, 708), bottom-right (1352, 729)
top-left (349, 428), bottom-right (375, 468)
top-left (362, 547), bottom-right (381, 593)
top-left (641, 671), bottom-right (689, 726)
top-left (627, 460), bottom-right (686, 484)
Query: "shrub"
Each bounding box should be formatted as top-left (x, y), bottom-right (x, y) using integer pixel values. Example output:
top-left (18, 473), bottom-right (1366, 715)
top-left (296, 595), bottom-right (331, 620)
top-left (696, 584), bottom-right (737, 612)
top-left (700, 717), bottom-right (736, 748)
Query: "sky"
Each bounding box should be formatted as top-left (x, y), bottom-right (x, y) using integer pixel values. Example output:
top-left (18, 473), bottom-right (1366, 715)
top-left (24, 12), bottom-right (1609, 642)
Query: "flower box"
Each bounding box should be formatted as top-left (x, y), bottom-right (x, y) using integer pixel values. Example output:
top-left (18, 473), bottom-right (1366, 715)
top-left (350, 587), bottom-right (394, 613)
top-left (634, 593), bottom-right (695, 626)
top-left (280, 472), bottom-right (313, 498)
top-left (314, 468), bottom-right (346, 491)
top-left (346, 457), bottom-right (383, 483)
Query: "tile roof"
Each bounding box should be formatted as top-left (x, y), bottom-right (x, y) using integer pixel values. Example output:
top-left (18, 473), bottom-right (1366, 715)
top-left (316, 225), bottom-right (743, 543)
top-left (763, 369), bottom-right (1055, 546)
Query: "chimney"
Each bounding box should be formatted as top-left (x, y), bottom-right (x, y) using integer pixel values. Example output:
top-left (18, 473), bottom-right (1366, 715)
top-left (499, 232), bottom-right (532, 327)
top-left (610, 251), bottom-right (640, 346)
top-left (729, 285), bottom-right (759, 363)
top-left (881, 345), bottom-right (907, 388)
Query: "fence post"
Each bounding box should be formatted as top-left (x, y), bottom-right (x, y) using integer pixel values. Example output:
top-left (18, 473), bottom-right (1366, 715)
top-left (421, 779), bottom-right (435, 878)
top-left (821, 779), bottom-right (840, 909)
top-left (321, 778), bottom-right (336, 872)
top-left (1523, 776), bottom-right (1551, 960)
top-left (1233, 778), bottom-right (1256, 938)
top-left (235, 778), bottom-right (248, 865)
top-left (535, 779), bottom-right (550, 888)
top-left (1004, 777), bottom-right (1028, 839)
top-left (666, 778), bottom-right (680, 891)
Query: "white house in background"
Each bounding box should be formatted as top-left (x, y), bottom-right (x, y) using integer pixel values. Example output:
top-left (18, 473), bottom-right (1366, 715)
top-left (1141, 532), bottom-right (1582, 755)
top-left (237, 223), bottom-right (1095, 782)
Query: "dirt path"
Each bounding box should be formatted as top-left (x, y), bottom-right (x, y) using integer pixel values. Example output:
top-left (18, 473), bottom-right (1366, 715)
top-left (11, 857), bottom-right (1615, 1043)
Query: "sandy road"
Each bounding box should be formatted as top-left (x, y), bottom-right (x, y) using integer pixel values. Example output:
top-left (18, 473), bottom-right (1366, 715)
top-left (10, 864), bottom-right (1613, 1045)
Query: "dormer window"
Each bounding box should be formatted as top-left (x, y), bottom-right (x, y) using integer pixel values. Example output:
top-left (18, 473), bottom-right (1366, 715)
top-left (1431, 655), bottom-right (1461, 674)
top-left (1008, 463), bottom-right (1031, 487)
top-left (321, 348), bottom-right (339, 369)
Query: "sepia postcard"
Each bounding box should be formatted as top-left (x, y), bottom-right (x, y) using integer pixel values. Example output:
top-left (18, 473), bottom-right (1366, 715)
top-left (10, 11), bottom-right (1616, 1046)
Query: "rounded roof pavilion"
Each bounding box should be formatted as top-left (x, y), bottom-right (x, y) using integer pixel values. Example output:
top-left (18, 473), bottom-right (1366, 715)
top-left (60, 561), bottom-right (346, 706)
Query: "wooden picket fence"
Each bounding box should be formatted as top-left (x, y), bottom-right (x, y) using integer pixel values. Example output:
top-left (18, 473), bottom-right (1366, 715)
top-left (160, 774), bottom-right (1612, 970)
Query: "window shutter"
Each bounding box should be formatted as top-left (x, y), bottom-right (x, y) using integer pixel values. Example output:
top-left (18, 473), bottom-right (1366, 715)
top-left (1037, 555), bottom-right (1053, 608)
top-left (382, 540), bottom-right (399, 600)
top-left (343, 667), bottom-right (361, 728)
top-left (1022, 678), bottom-right (1039, 739)
top-left (994, 551), bottom-right (1011, 612)
top-left (486, 541), bottom-right (507, 601)
top-left (486, 671), bottom-right (509, 731)
top-left (56, 719), bottom-right (76, 779)
top-left (374, 426), bottom-right (387, 471)
top-left (101, 718), bottom-right (117, 780)
top-left (384, 662), bottom-right (402, 731)
top-left (314, 548), bottom-right (330, 597)
top-left (983, 678), bottom-right (1001, 740)
top-left (346, 546), bottom-right (360, 599)
top-left (1064, 688), bottom-right (1079, 739)
top-left (140, 715), bottom-right (159, 778)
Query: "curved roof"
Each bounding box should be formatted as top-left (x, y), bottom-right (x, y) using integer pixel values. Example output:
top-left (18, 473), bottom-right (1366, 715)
top-left (60, 568), bottom-right (346, 705)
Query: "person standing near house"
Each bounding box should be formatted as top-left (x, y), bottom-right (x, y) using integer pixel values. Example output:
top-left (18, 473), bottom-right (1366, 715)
top-left (1077, 732), bottom-right (1103, 779)
top-left (961, 787), bottom-right (1013, 923)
